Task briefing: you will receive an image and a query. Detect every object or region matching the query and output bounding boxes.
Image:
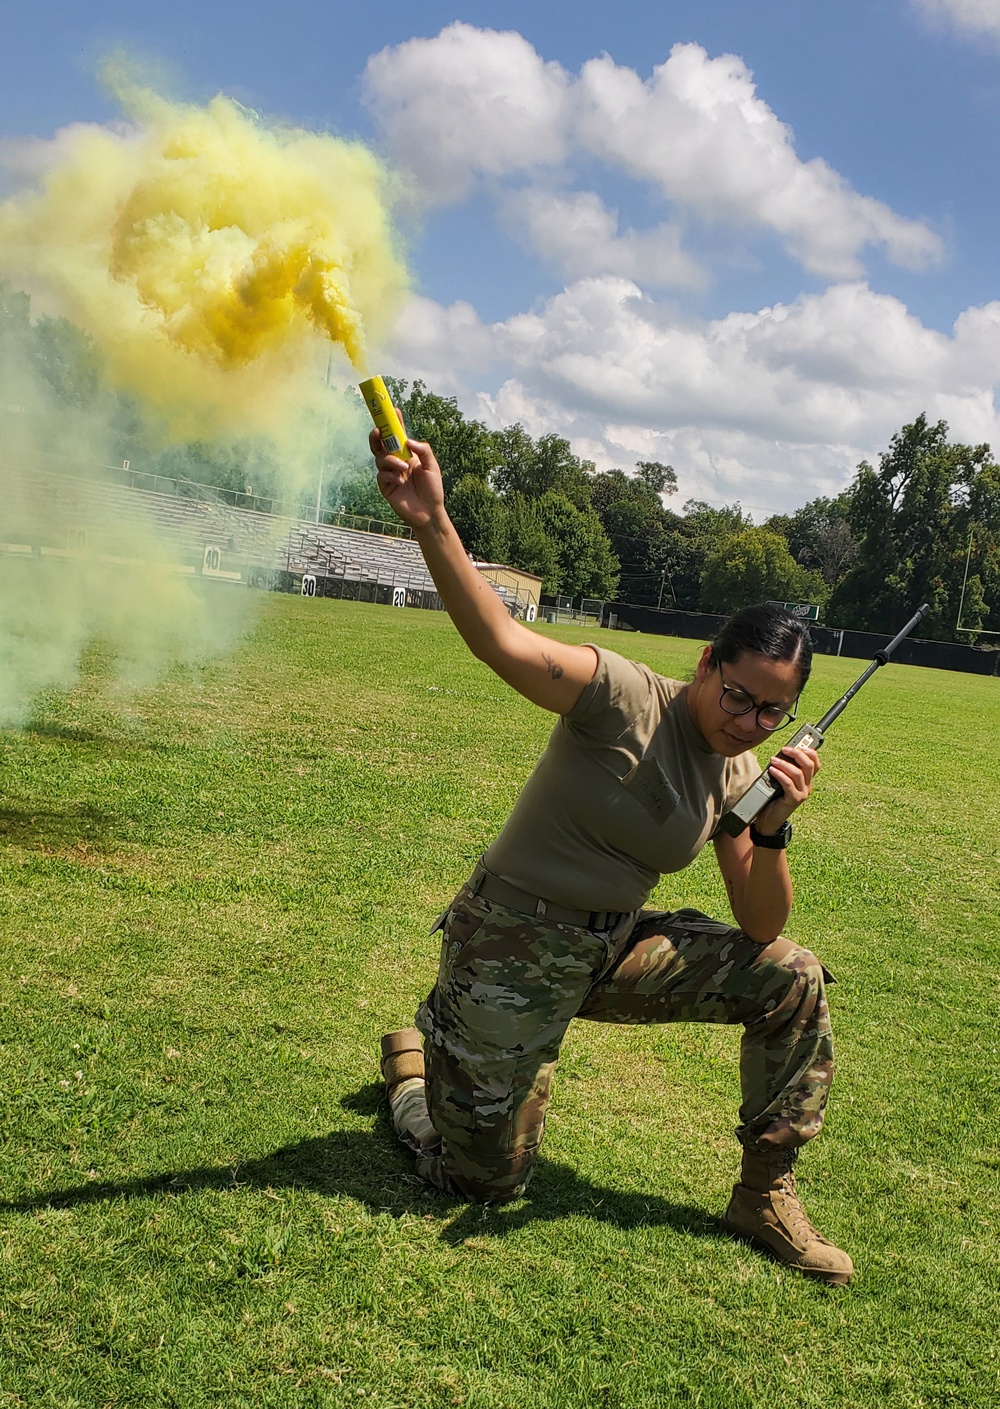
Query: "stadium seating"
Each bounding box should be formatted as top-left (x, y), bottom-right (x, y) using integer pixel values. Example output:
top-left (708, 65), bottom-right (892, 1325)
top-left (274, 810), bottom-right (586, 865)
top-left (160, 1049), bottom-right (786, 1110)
top-left (0, 462), bottom-right (509, 608)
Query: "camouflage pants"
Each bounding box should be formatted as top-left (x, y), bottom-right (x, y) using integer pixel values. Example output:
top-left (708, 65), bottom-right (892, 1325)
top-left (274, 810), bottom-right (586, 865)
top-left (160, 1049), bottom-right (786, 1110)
top-left (389, 880), bottom-right (834, 1204)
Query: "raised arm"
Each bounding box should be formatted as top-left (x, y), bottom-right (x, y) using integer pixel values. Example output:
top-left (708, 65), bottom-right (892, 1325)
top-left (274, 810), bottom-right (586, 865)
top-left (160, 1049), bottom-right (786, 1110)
top-left (370, 426), bottom-right (598, 714)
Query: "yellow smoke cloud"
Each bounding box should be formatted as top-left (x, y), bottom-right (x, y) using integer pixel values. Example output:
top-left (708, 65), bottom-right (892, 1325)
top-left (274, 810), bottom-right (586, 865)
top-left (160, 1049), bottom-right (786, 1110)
top-left (0, 62), bottom-right (408, 438)
top-left (0, 64), bottom-right (408, 728)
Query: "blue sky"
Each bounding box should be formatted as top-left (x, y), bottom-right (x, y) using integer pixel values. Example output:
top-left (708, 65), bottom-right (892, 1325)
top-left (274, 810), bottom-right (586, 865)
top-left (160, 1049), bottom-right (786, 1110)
top-left (4, 0), bottom-right (1000, 516)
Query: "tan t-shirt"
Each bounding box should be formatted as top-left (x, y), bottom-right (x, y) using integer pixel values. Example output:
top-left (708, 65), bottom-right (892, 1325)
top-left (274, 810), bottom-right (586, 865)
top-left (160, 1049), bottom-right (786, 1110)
top-left (483, 646), bottom-right (761, 913)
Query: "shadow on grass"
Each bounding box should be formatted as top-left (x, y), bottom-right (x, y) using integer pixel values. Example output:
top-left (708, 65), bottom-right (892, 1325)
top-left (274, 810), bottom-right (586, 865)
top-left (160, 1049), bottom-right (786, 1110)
top-left (0, 800), bottom-right (121, 853)
top-left (0, 1082), bottom-right (724, 1248)
top-left (21, 723), bottom-right (107, 744)
top-left (15, 719), bottom-right (181, 756)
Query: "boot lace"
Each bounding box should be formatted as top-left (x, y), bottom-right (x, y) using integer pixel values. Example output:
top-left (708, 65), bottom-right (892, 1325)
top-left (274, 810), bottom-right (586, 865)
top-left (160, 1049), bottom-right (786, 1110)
top-left (771, 1157), bottom-right (830, 1247)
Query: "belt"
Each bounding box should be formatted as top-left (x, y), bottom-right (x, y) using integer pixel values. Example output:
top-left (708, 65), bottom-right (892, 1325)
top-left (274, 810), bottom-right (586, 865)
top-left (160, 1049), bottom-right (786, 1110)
top-left (468, 861), bottom-right (627, 932)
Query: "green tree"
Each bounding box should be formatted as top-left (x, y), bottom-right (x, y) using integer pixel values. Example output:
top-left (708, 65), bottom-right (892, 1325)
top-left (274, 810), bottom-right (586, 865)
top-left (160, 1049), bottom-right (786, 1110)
top-left (388, 379), bottom-right (494, 492)
top-left (30, 316), bottom-right (103, 411)
top-left (589, 468), bottom-right (672, 605)
top-left (699, 527), bottom-right (825, 614)
top-left (503, 492), bottom-right (561, 588)
top-left (0, 278), bottom-right (31, 352)
top-left (492, 425), bottom-right (593, 506)
top-left (334, 464), bottom-right (392, 520)
top-left (0, 279), bottom-right (33, 420)
top-left (537, 492), bottom-right (619, 599)
top-left (636, 460), bottom-right (678, 497)
top-left (654, 500), bottom-right (754, 610)
top-left (654, 524), bottom-right (706, 609)
top-left (963, 460), bottom-right (1000, 636)
top-left (682, 500), bottom-right (753, 549)
top-left (533, 433), bottom-right (594, 509)
top-left (764, 492), bottom-right (857, 589)
top-left (150, 437), bottom-right (285, 501)
top-left (490, 423), bottom-right (536, 497)
top-left (0, 283), bottom-right (107, 418)
top-left (828, 415), bottom-right (999, 640)
top-left (448, 475), bottom-right (509, 564)
top-left (0, 280), bottom-right (137, 470)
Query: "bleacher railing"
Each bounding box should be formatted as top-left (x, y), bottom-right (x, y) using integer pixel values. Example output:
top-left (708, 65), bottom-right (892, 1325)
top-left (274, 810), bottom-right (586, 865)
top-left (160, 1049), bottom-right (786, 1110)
top-left (4, 453), bottom-right (443, 604)
top-left (327, 511), bottom-right (413, 540)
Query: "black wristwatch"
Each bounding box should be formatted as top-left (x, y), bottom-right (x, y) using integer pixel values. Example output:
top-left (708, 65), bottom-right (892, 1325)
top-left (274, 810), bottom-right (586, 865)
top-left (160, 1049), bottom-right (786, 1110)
top-left (749, 820), bottom-right (792, 849)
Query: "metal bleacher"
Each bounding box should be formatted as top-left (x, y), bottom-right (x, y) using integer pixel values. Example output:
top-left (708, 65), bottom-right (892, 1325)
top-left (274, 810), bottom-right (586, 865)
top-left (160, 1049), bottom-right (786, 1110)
top-left (279, 519), bottom-right (437, 596)
top-left (3, 463), bottom-right (262, 577)
top-left (0, 459), bottom-right (464, 608)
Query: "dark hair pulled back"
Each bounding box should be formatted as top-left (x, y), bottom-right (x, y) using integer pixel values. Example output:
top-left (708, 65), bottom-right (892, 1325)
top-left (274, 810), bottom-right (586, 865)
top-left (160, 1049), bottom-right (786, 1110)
top-left (708, 603), bottom-right (813, 692)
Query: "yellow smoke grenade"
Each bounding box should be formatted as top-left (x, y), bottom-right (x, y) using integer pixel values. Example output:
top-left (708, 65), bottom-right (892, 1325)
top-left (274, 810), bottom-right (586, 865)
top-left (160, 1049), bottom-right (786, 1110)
top-left (0, 65), bottom-right (409, 438)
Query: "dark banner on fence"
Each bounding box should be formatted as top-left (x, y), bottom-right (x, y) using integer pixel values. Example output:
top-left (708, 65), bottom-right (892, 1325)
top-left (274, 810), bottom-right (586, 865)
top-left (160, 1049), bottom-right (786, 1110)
top-left (599, 603), bottom-right (1000, 677)
top-left (275, 570), bottom-right (443, 612)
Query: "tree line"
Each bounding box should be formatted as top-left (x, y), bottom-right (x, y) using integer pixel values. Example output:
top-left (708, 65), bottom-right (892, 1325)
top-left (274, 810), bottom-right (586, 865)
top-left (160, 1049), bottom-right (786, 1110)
top-left (2, 279), bottom-right (997, 642)
top-left (337, 378), bottom-right (999, 642)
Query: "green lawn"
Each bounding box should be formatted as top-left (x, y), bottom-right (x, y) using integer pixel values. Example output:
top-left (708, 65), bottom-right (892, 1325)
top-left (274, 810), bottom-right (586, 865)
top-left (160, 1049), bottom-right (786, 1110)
top-left (0, 593), bottom-right (996, 1408)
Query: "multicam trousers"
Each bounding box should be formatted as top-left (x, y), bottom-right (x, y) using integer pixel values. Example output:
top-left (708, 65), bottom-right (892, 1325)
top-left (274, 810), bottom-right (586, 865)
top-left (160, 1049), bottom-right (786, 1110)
top-left (389, 877), bottom-right (835, 1204)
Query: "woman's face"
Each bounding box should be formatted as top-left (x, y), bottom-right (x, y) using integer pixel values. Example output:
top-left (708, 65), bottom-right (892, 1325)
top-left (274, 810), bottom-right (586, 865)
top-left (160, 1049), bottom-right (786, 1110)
top-left (689, 646), bottom-right (802, 757)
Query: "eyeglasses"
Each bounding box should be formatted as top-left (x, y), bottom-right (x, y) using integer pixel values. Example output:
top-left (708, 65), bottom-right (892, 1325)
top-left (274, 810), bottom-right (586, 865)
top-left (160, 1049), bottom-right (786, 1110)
top-left (717, 662), bottom-right (798, 732)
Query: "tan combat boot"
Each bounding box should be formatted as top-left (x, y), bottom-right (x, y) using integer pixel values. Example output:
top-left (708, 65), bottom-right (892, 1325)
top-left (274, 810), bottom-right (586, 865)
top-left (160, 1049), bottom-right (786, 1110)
top-left (380, 1027), bottom-right (424, 1098)
top-left (723, 1148), bottom-right (854, 1286)
top-left (381, 1028), bottom-right (439, 1152)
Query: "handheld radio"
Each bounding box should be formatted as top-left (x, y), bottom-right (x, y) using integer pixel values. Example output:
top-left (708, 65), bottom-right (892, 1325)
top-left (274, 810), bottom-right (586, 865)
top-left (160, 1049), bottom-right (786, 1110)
top-left (716, 603), bottom-right (931, 837)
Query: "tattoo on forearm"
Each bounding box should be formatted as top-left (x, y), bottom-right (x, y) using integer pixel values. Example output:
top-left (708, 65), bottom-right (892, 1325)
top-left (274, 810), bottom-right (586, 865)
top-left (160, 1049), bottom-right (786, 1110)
top-left (543, 653), bottom-right (564, 680)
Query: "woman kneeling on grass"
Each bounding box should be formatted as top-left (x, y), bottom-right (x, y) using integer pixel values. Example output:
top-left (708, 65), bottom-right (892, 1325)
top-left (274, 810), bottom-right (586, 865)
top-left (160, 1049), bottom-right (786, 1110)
top-left (370, 423), bottom-right (852, 1287)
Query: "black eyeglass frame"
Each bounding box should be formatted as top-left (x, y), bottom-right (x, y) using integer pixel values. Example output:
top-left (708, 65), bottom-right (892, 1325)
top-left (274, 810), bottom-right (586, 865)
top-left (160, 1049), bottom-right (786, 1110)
top-left (717, 661), bottom-right (799, 733)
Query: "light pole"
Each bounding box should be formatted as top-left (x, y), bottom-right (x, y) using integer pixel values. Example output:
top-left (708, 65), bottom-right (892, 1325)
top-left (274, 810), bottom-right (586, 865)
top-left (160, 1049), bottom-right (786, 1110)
top-left (656, 558), bottom-right (677, 609)
top-left (315, 350), bottom-right (333, 524)
top-left (955, 526), bottom-right (974, 634)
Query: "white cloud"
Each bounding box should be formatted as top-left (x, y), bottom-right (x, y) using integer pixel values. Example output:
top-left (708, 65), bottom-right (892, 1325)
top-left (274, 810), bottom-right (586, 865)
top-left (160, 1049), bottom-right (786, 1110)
top-left (364, 24), bottom-right (974, 516)
top-left (365, 25), bottom-right (942, 280)
top-left (951, 301), bottom-right (1000, 385)
top-left (492, 278), bottom-right (932, 444)
top-left (475, 379), bottom-right (566, 439)
top-left (387, 280), bottom-right (1000, 515)
top-left (574, 46), bottom-right (942, 279)
top-left (363, 23), bottom-right (569, 204)
top-left (501, 187), bottom-right (704, 288)
top-left (913, 1), bottom-right (1000, 41)
top-left (386, 295), bottom-right (496, 398)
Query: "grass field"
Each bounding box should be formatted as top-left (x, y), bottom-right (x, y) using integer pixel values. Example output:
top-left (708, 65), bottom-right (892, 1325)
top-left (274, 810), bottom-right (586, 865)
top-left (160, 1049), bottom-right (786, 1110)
top-left (0, 593), bottom-right (997, 1408)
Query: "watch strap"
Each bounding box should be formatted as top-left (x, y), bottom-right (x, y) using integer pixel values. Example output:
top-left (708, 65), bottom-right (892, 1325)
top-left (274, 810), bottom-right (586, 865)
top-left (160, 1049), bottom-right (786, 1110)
top-left (749, 819), bottom-right (792, 849)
